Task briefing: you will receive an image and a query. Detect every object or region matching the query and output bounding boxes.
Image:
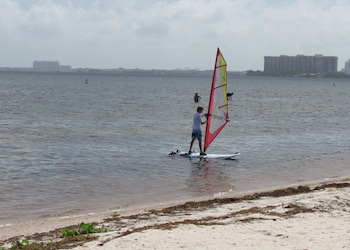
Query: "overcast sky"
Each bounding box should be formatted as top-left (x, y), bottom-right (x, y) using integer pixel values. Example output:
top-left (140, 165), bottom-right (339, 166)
top-left (1, 0), bottom-right (350, 71)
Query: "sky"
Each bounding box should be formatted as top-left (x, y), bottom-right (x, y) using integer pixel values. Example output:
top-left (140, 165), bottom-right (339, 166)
top-left (1, 0), bottom-right (350, 71)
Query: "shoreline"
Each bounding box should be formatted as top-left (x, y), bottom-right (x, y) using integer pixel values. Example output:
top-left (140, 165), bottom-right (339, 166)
top-left (1, 177), bottom-right (350, 249)
top-left (2, 176), bottom-right (348, 228)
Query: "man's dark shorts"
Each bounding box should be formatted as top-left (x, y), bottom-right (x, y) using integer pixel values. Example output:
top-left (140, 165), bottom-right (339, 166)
top-left (192, 130), bottom-right (202, 140)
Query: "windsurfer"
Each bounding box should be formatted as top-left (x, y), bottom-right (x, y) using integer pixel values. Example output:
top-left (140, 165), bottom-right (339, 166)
top-left (189, 106), bottom-right (207, 155)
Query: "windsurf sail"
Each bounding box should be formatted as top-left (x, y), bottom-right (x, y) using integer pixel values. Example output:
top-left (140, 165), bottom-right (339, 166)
top-left (204, 48), bottom-right (229, 152)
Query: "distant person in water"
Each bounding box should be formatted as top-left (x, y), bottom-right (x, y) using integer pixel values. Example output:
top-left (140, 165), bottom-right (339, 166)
top-left (194, 93), bottom-right (201, 103)
top-left (227, 92), bottom-right (233, 100)
top-left (189, 106), bottom-right (207, 155)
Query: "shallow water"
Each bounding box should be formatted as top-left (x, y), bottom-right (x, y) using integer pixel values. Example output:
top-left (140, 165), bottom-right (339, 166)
top-left (0, 72), bottom-right (349, 225)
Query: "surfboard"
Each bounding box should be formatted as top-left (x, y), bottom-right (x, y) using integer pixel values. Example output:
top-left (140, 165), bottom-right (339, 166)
top-left (169, 150), bottom-right (240, 160)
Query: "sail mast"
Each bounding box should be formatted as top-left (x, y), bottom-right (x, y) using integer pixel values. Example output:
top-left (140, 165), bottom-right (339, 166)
top-left (204, 48), bottom-right (229, 152)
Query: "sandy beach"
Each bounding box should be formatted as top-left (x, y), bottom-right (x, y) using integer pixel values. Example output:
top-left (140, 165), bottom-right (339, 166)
top-left (1, 179), bottom-right (350, 250)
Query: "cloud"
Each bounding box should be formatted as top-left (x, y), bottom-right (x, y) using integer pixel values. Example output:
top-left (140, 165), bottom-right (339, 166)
top-left (1, 0), bottom-right (350, 70)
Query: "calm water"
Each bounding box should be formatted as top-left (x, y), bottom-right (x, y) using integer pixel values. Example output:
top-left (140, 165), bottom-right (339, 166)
top-left (0, 72), bottom-right (349, 225)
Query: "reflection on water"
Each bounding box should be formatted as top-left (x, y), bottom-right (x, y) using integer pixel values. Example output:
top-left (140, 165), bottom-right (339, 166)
top-left (187, 159), bottom-right (234, 194)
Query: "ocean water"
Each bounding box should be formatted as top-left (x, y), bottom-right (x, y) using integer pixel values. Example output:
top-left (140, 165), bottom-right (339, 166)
top-left (0, 72), bottom-right (349, 225)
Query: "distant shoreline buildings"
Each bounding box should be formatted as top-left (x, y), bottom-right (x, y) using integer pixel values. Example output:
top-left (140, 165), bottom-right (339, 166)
top-left (264, 54), bottom-right (338, 75)
top-left (1, 56), bottom-right (350, 78)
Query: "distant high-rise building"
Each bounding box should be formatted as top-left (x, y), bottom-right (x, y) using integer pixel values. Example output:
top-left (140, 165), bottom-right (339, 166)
top-left (33, 61), bottom-right (60, 71)
top-left (344, 59), bottom-right (350, 75)
top-left (264, 55), bottom-right (338, 74)
top-left (33, 61), bottom-right (72, 72)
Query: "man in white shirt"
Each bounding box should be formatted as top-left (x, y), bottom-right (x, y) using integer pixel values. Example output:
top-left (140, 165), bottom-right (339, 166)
top-left (189, 106), bottom-right (207, 155)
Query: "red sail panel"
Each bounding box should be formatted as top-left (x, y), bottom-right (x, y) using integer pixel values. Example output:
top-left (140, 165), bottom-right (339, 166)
top-left (204, 48), bottom-right (229, 151)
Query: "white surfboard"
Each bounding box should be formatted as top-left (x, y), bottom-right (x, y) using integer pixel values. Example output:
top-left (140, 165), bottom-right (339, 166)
top-left (169, 150), bottom-right (240, 160)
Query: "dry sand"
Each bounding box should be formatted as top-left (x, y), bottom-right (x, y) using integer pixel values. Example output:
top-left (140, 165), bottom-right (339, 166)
top-left (1, 179), bottom-right (350, 250)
